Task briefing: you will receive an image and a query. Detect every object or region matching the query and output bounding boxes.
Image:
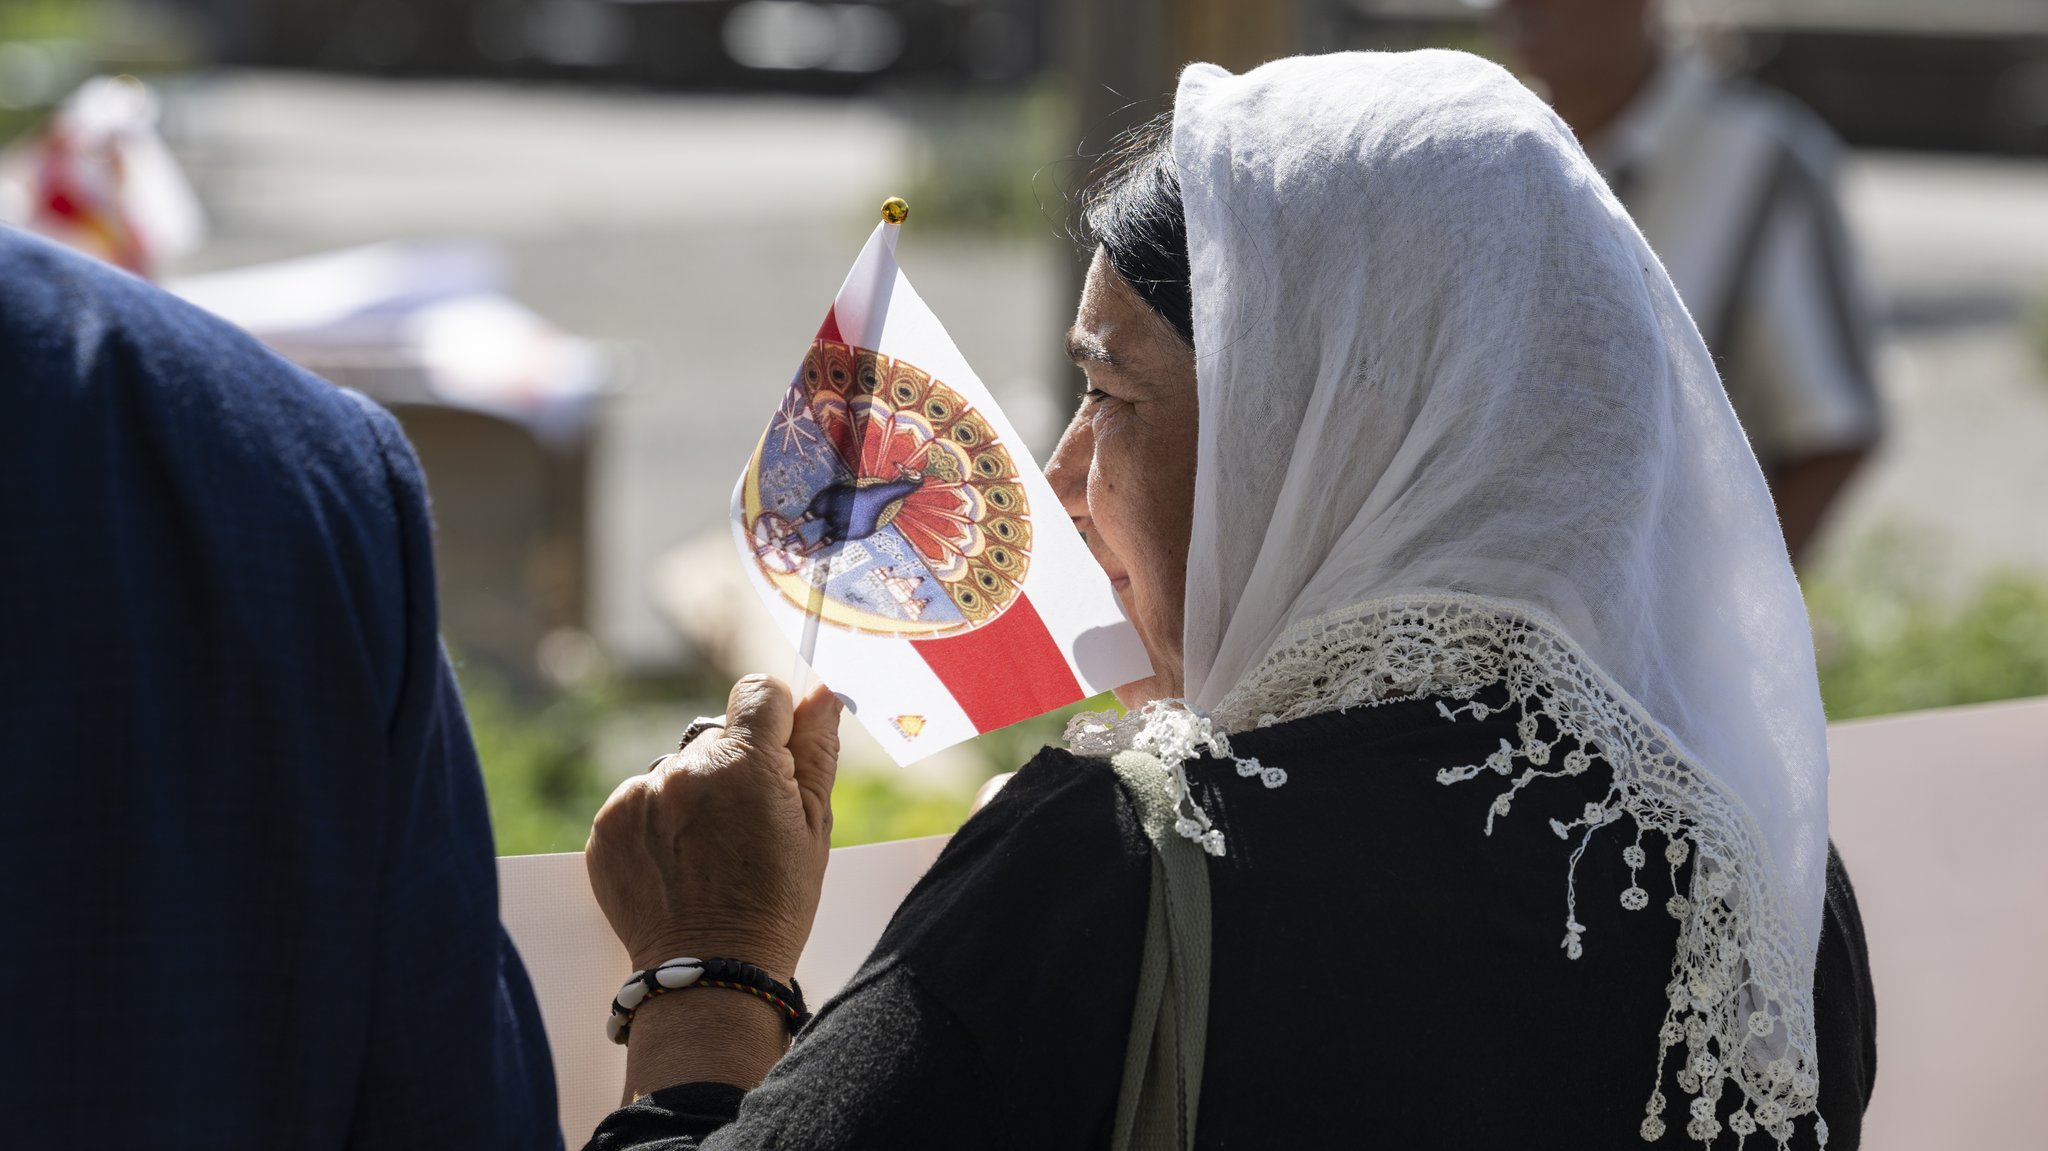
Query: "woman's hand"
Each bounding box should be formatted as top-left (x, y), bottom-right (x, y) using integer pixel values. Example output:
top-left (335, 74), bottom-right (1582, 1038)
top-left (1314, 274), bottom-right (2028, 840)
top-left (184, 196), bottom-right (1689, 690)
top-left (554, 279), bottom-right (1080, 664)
top-left (586, 675), bottom-right (842, 983)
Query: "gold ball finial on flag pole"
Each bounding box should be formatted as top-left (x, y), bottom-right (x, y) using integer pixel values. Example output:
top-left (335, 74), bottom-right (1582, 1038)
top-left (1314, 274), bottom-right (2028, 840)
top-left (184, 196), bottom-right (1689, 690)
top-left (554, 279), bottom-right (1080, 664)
top-left (881, 197), bottom-right (910, 225)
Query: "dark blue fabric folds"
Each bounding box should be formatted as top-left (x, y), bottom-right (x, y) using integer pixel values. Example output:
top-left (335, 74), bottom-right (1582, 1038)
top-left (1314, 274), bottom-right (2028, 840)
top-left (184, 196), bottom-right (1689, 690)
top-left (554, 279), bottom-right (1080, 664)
top-left (0, 227), bottom-right (559, 1149)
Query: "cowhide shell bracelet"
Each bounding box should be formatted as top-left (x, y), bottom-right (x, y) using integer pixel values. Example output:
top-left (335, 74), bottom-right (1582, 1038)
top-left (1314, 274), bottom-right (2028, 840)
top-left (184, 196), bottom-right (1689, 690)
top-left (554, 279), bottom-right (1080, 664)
top-left (607, 956), bottom-right (811, 1044)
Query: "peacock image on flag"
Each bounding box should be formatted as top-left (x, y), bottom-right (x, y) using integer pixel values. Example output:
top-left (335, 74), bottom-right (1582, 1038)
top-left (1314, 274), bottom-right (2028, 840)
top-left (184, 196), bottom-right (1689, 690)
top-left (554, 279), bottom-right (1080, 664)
top-left (732, 204), bottom-right (1150, 765)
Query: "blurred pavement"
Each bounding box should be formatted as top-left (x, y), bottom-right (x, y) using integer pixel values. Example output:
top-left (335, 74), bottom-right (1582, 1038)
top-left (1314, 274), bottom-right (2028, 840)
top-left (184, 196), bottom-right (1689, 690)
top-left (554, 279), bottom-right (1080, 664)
top-left (1831, 153), bottom-right (2048, 582)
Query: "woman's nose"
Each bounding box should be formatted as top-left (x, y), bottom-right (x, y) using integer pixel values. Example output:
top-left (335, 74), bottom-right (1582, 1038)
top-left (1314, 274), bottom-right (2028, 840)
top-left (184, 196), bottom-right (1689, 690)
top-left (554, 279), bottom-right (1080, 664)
top-left (1044, 410), bottom-right (1092, 521)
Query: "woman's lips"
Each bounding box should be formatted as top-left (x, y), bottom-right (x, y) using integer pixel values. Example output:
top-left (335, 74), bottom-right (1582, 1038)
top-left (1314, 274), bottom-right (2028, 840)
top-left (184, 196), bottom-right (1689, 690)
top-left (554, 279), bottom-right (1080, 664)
top-left (1106, 572), bottom-right (1131, 591)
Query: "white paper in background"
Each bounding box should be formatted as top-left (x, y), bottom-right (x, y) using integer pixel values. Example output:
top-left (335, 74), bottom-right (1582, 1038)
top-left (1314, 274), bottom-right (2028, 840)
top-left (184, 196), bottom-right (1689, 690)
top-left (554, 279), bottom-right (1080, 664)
top-left (167, 239), bottom-right (508, 337)
top-left (1824, 697), bottom-right (2048, 1151)
top-left (730, 222), bottom-right (1150, 765)
top-left (497, 834), bottom-right (951, 1149)
top-left (166, 240), bottom-right (610, 446)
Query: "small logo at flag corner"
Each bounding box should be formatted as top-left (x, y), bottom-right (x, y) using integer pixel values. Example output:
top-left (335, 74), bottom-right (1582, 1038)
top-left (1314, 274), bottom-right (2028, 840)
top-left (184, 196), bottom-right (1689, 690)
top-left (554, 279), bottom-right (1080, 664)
top-left (891, 715), bottom-right (928, 740)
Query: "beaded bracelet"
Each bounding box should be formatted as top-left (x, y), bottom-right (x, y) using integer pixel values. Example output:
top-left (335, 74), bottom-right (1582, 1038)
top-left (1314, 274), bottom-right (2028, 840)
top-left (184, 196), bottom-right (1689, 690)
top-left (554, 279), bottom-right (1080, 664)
top-left (607, 956), bottom-right (811, 1045)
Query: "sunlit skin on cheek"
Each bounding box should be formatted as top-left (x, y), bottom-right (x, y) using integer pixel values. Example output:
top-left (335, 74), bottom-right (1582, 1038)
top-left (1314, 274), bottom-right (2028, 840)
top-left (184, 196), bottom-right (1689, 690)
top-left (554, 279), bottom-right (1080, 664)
top-left (1044, 248), bottom-right (1200, 708)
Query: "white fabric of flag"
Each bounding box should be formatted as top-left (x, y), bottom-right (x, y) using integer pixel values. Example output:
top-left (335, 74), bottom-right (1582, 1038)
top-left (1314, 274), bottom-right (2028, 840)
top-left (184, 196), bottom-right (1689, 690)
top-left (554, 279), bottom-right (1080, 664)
top-left (730, 219), bottom-right (1149, 765)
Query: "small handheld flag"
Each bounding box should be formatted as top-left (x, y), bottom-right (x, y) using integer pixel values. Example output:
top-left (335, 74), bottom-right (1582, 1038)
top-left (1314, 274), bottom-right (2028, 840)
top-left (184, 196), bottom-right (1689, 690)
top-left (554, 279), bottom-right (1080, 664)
top-left (731, 199), bottom-right (1151, 764)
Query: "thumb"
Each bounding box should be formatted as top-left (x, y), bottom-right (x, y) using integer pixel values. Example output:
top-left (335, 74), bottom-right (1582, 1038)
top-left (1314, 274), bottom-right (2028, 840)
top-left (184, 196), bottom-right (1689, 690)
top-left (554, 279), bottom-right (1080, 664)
top-left (789, 683), bottom-right (842, 836)
top-left (723, 674), bottom-right (795, 754)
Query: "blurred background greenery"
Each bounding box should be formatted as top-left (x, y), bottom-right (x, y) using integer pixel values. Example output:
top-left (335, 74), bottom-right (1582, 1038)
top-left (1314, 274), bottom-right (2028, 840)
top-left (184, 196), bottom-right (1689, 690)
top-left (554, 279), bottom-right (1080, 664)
top-left (1807, 534), bottom-right (2048, 721)
top-left (473, 536), bottom-right (2048, 856)
top-left (463, 658), bottom-right (1111, 856)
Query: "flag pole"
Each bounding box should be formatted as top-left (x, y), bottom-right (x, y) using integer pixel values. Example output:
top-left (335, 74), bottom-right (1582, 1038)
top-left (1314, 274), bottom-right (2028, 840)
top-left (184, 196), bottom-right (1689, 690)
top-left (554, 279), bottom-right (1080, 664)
top-left (792, 568), bottom-right (826, 693)
top-left (791, 196), bottom-right (911, 696)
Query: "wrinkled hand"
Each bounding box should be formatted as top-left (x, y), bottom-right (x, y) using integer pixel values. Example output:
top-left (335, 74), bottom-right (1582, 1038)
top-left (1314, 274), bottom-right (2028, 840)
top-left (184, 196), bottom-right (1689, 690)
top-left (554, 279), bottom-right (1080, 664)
top-left (586, 675), bottom-right (841, 982)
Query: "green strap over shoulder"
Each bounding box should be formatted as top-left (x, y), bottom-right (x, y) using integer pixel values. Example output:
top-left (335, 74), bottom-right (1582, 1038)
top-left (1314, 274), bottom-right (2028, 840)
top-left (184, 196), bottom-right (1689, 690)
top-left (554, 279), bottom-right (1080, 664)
top-left (1108, 750), bottom-right (1214, 1151)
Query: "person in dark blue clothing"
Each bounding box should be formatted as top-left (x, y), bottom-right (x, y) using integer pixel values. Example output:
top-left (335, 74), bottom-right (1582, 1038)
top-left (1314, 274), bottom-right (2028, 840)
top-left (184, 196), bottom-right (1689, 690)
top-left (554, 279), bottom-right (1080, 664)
top-left (0, 227), bottom-right (560, 1149)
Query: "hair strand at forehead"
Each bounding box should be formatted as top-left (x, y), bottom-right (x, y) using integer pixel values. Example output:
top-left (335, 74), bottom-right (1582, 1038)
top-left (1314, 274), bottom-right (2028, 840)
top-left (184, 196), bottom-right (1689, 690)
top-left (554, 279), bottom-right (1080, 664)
top-left (1078, 112), bottom-right (1194, 347)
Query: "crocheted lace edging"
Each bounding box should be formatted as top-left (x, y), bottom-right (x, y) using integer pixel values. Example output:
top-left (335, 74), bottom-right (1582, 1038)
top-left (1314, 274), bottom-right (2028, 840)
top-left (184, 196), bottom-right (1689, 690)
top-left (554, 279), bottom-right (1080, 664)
top-left (1067, 593), bottom-right (1826, 1149)
top-left (1065, 702), bottom-right (1286, 859)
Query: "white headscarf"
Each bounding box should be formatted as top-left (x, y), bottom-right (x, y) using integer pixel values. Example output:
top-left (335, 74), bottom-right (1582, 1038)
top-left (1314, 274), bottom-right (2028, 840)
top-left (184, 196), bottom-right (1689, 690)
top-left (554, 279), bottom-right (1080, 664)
top-left (1070, 51), bottom-right (1832, 1147)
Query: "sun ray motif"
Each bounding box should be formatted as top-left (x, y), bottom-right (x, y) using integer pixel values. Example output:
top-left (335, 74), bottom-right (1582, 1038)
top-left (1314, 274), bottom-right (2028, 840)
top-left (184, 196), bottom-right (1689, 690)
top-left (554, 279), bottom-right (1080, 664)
top-left (770, 382), bottom-right (820, 455)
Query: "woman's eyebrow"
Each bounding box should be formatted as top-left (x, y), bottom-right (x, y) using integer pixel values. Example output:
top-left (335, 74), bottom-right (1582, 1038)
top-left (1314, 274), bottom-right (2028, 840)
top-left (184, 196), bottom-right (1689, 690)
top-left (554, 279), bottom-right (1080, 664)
top-left (1064, 328), bottom-right (1117, 368)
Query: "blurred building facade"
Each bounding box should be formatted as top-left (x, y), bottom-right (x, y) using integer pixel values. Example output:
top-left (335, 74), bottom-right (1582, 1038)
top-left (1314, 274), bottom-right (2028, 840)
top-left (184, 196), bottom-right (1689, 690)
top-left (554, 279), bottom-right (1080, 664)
top-left (166, 0), bottom-right (1053, 90)
top-left (75, 0), bottom-right (2040, 161)
top-left (1332, 0), bottom-right (2048, 156)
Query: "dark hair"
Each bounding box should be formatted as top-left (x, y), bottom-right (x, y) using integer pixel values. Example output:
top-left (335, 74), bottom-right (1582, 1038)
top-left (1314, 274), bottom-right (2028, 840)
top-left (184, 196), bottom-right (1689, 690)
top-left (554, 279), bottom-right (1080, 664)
top-left (1078, 113), bottom-right (1194, 346)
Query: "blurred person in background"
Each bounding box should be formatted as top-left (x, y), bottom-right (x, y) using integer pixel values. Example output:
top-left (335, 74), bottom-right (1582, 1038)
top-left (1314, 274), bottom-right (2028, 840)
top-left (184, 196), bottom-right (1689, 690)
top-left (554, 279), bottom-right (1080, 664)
top-left (0, 228), bottom-right (559, 1149)
top-left (1489, 0), bottom-right (1884, 566)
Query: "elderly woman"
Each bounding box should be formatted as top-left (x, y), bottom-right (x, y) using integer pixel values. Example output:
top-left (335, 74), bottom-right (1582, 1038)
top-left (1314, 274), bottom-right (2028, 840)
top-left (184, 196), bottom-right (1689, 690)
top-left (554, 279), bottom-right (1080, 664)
top-left (584, 51), bottom-right (1876, 1150)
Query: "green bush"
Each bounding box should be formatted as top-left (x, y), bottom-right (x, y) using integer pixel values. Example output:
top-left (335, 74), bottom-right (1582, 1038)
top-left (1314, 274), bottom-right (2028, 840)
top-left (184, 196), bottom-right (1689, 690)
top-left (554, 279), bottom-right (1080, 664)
top-left (826, 771), bottom-right (975, 848)
top-left (1807, 565), bottom-right (2048, 721)
top-left (461, 669), bottom-right (621, 856)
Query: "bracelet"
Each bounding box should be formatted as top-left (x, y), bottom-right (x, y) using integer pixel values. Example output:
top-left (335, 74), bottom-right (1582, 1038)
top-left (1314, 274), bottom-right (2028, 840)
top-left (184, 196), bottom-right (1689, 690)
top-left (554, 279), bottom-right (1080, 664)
top-left (606, 956), bottom-right (811, 1045)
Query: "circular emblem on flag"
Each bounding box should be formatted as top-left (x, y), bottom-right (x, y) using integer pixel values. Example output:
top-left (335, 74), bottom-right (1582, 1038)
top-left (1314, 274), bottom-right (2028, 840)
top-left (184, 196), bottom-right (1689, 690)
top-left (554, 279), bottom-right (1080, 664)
top-left (741, 339), bottom-right (1032, 637)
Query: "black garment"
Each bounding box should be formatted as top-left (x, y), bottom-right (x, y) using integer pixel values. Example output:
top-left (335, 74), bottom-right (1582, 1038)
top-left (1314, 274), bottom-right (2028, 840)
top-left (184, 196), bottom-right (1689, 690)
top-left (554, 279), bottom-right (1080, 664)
top-left (590, 696), bottom-right (1876, 1149)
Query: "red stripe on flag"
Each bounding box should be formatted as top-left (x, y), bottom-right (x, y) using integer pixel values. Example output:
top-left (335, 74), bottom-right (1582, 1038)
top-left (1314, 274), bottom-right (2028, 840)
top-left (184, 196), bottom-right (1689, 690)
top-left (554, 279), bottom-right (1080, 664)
top-left (816, 307), bottom-right (842, 343)
top-left (913, 594), bottom-right (1082, 733)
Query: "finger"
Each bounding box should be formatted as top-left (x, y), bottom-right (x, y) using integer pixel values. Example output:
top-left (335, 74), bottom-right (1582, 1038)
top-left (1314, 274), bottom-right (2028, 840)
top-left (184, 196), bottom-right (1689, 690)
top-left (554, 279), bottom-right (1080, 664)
top-left (585, 771), bottom-right (648, 861)
top-left (971, 771), bottom-right (1015, 814)
top-left (722, 674), bottom-right (794, 755)
top-left (789, 683), bottom-right (843, 835)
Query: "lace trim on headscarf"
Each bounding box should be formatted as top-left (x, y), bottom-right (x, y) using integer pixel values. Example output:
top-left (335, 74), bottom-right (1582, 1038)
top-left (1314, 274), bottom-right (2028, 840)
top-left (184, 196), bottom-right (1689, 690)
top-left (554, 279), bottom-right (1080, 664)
top-left (1065, 592), bottom-right (1826, 1149)
top-left (1063, 701), bottom-right (1287, 859)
